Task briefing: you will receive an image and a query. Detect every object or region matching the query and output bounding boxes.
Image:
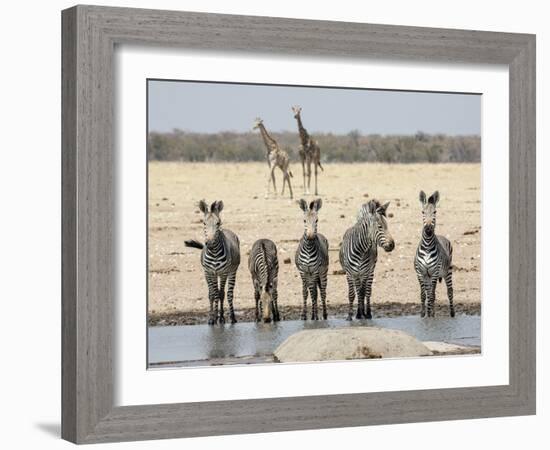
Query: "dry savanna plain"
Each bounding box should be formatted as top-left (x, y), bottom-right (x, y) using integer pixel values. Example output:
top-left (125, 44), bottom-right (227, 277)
top-left (148, 162), bottom-right (481, 325)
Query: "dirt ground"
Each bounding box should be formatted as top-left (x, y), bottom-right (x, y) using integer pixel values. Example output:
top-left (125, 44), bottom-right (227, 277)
top-left (148, 162), bottom-right (481, 325)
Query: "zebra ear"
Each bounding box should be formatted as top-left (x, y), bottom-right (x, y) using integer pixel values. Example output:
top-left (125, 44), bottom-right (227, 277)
top-left (211, 200), bottom-right (224, 215)
top-left (198, 200), bottom-right (209, 214)
top-left (311, 198), bottom-right (323, 211)
top-left (377, 201), bottom-right (390, 216)
top-left (297, 199), bottom-right (308, 212)
top-left (419, 191), bottom-right (427, 205)
top-left (428, 191), bottom-right (440, 206)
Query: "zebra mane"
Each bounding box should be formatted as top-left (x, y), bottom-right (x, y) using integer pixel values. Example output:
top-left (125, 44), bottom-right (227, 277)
top-left (357, 199), bottom-right (385, 221)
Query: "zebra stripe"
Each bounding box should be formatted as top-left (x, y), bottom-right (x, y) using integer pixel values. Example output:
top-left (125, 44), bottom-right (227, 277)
top-left (414, 191), bottom-right (455, 318)
top-left (339, 199), bottom-right (395, 320)
top-left (248, 239), bottom-right (280, 323)
top-left (185, 200), bottom-right (241, 325)
top-left (295, 198), bottom-right (329, 320)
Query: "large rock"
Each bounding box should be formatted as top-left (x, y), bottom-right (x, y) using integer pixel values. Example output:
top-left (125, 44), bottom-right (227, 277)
top-left (273, 327), bottom-right (433, 363)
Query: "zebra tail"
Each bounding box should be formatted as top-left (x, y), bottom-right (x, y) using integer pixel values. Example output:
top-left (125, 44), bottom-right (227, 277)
top-left (184, 239), bottom-right (204, 250)
top-left (259, 242), bottom-right (269, 289)
top-left (318, 161), bottom-right (324, 171)
top-left (289, 170), bottom-right (294, 178)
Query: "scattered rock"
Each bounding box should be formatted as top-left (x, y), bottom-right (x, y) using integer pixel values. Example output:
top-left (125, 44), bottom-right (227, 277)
top-left (332, 269), bottom-right (346, 275)
top-left (363, 193), bottom-right (369, 198)
top-left (340, 214), bottom-right (345, 218)
top-left (388, 212), bottom-right (394, 218)
top-left (162, 197), bottom-right (168, 201)
top-left (463, 229), bottom-right (480, 235)
top-left (274, 328), bottom-right (432, 363)
top-left (283, 257), bottom-right (291, 264)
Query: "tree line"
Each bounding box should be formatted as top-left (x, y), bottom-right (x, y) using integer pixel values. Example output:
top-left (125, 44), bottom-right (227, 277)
top-left (148, 130), bottom-right (480, 163)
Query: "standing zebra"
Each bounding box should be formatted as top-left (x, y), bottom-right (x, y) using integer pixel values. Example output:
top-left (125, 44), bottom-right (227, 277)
top-left (295, 199), bottom-right (329, 320)
top-left (184, 200), bottom-right (240, 325)
top-left (340, 199), bottom-right (395, 320)
top-left (248, 239), bottom-right (280, 323)
top-left (414, 191), bottom-right (455, 318)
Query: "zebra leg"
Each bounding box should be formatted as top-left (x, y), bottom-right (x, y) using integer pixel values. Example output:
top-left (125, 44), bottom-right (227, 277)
top-left (319, 270), bottom-right (328, 320)
top-left (417, 274), bottom-right (426, 317)
top-left (309, 279), bottom-right (319, 320)
top-left (365, 271), bottom-right (374, 319)
top-left (226, 272), bottom-right (237, 324)
top-left (218, 275), bottom-right (227, 324)
top-left (346, 274), bottom-right (355, 321)
top-left (254, 289), bottom-right (261, 322)
top-left (354, 278), bottom-right (366, 320)
top-left (445, 272), bottom-right (455, 317)
top-left (425, 278), bottom-right (437, 318)
top-left (272, 286), bottom-right (281, 321)
top-left (300, 274), bottom-right (308, 320)
top-left (205, 273), bottom-right (218, 325)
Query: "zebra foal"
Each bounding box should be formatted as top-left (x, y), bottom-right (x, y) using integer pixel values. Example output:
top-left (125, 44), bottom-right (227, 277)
top-left (295, 198), bottom-right (329, 320)
top-left (248, 239), bottom-right (280, 323)
top-left (414, 191), bottom-right (455, 318)
top-left (340, 199), bottom-right (395, 320)
top-left (184, 200), bottom-right (240, 325)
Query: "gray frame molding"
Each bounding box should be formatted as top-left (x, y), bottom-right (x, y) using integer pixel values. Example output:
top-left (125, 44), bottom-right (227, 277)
top-left (62, 5), bottom-right (536, 444)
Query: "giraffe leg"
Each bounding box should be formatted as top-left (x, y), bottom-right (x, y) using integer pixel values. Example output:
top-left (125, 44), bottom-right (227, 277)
top-left (271, 170), bottom-right (276, 193)
top-left (314, 162), bottom-right (319, 195)
top-left (302, 158), bottom-right (306, 194)
top-left (285, 171), bottom-right (294, 199)
top-left (445, 272), bottom-right (455, 317)
top-left (265, 167), bottom-right (276, 199)
top-left (346, 274), bottom-right (355, 321)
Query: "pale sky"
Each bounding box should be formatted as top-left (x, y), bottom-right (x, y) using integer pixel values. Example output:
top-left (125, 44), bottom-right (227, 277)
top-left (148, 79), bottom-right (481, 135)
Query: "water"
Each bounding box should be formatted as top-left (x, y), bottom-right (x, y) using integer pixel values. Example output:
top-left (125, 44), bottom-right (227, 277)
top-left (148, 315), bottom-right (481, 367)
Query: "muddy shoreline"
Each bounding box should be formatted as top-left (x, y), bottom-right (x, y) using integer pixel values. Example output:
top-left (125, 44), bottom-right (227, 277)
top-left (148, 301), bottom-right (481, 326)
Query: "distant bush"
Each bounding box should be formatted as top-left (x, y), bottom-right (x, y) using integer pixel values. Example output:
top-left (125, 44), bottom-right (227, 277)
top-left (147, 130), bottom-right (480, 163)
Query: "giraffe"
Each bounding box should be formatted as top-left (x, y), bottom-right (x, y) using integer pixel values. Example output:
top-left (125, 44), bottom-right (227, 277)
top-left (253, 118), bottom-right (294, 199)
top-left (292, 106), bottom-right (323, 196)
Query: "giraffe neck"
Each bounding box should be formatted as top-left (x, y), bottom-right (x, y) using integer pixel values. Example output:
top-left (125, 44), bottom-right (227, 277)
top-left (295, 114), bottom-right (310, 146)
top-left (258, 124), bottom-right (277, 154)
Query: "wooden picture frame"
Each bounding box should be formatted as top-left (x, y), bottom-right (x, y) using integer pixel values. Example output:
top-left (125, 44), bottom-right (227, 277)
top-left (61, 5), bottom-right (536, 444)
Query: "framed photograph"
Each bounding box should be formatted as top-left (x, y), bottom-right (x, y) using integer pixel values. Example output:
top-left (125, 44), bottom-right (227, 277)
top-left (62, 5), bottom-right (536, 444)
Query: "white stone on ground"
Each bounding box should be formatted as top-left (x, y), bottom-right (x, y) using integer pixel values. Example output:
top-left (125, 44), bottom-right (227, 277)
top-left (273, 327), bottom-right (433, 363)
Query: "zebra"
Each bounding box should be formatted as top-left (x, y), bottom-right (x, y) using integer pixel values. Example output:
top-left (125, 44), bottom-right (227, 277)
top-left (414, 190), bottom-right (455, 318)
top-left (184, 200), bottom-right (240, 325)
top-left (295, 198), bottom-right (329, 320)
top-left (339, 199), bottom-right (395, 320)
top-left (248, 239), bottom-right (280, 323)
